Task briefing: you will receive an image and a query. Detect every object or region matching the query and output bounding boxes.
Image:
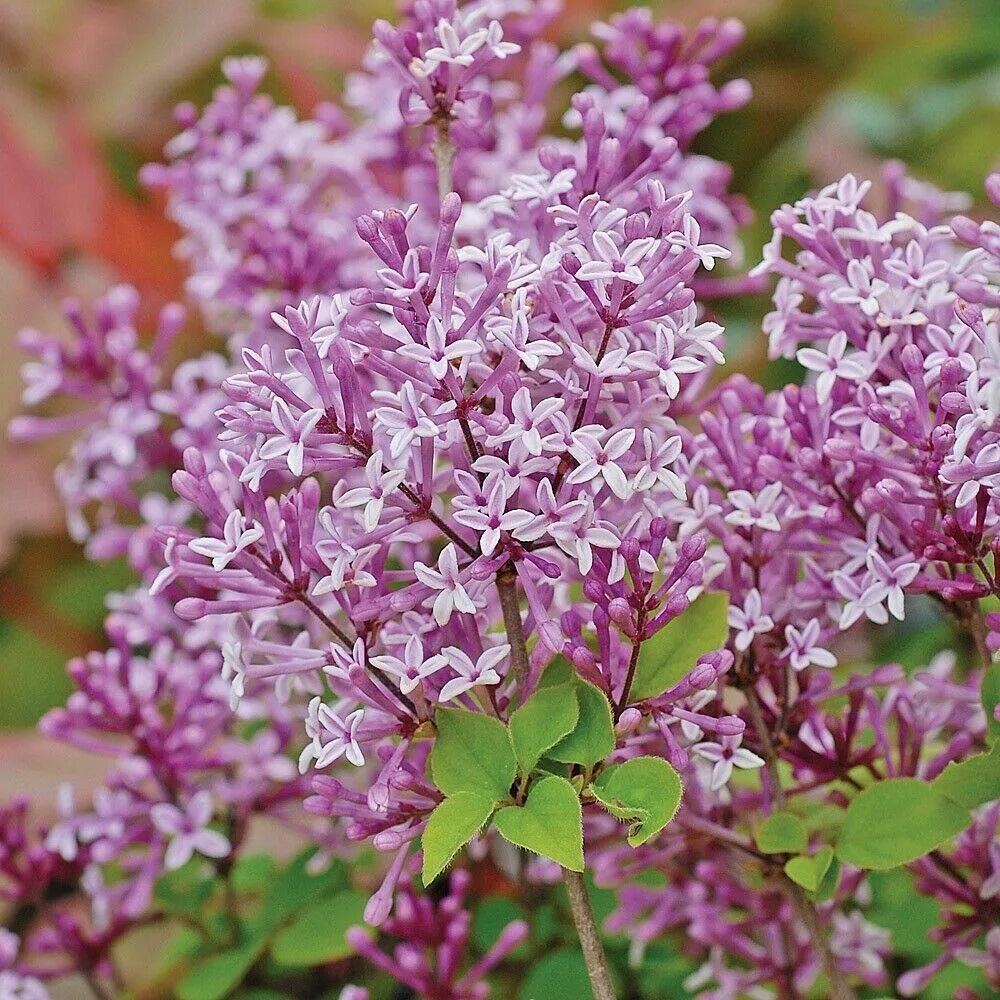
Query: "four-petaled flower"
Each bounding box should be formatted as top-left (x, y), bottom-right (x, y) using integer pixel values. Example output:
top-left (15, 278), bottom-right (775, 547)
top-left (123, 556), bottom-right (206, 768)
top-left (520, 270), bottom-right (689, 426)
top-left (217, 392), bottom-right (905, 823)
top-left (189, 509), bottom-right (264, 571)
top-left (728, 589), bottom-right (775, 651)
top-left (258, 397), bottom-right (323, 476)
top-left (151, 792), bottom-right (231, 871)
top-left (860, 551), bottom-right (920, 621)
top-left (437, 645), bottom-right (510, 703)
top-left (398, 316), bottom-right (482, 381)
top-left (576, 232), bottom-right (656, 284)
top-left (724, 483), bottom-right (783, 533)
top-left (301, 696), bottom-right (366, 769)
top-left (370, 636), bottom-right (447, 695)
top-left (413, 543), bottom-right (479, 625)
top-left (567, 428), bottom-right (636, 500)
top-left (421, 19), bottom-right (487, 69)
top-left (796, 332), bottom-right (873, 404)
top-left (627, 322), bottom-right (706, 399)
top-left (453, 473), bottom-right (533, 556)
top-left (691, 734), bottom-right (765, 791)
top-left (336, 450), bottom-right (406, 531)
top-left (782, 619), bottom-right (837, 671)
top-left (633, 430), bottom-right (685, 498)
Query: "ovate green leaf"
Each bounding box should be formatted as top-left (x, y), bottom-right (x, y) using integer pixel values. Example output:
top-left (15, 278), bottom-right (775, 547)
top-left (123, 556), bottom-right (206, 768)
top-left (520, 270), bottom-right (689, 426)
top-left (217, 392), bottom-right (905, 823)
top-left (755, 811), bottom-right (808, 854)
top-left (509, 684), bottom-right (579, 774)
top-left (982, 667), bottom-right (1000, 744)
top-left (430, 708), bottom-right (516, 799)
top-left (784, 846), bottom-right (833, 892)
top-left (629, 592), bottom-right (730, 702)
top-left (270, 890), bottom-right (367, 966)
top-left (836, 778), bottom-right (970, 869)
top-left (548, 680), bottom-right (615, 769)
top-left (495, 776), bottom-right (584, 871)
top-left (175, 940), bottom-right (266, 1000)
top-left (932, 742), bottom-right (1000, 810)
top-left (422, 792), bottom-right (496, 885)
top-left (590, 756), bottom-right (683, 847)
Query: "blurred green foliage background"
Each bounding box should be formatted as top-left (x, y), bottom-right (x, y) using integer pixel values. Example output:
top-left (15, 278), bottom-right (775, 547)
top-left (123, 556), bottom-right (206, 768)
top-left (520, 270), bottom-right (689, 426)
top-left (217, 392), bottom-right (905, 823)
top-left (0, 0), bottom-right (996, 746)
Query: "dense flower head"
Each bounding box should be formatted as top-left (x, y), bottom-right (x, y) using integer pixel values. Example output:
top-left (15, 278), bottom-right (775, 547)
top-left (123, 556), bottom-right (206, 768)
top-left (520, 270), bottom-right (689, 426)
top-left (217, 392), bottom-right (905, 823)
top-left (4, 0), bottom-right (999, 997)
top-left (346, 870), bottom-right (528, 999)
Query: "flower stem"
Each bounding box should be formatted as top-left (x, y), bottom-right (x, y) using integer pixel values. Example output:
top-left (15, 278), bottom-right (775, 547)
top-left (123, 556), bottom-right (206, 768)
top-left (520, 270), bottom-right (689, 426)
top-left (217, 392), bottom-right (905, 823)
top-left (432, 115), bottom-right (455, 200)
top-left (744, 685), bottom-right (857, 1000)
top-left (563, 868), bottom-right (618, 1000)
top-left (496, 564), bottom-right (530, 698)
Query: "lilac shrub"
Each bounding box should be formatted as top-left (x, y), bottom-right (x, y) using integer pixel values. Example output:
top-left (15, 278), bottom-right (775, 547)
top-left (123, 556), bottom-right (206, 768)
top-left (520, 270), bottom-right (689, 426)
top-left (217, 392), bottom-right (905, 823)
top-left (4, 1), bottom-right (999, 998)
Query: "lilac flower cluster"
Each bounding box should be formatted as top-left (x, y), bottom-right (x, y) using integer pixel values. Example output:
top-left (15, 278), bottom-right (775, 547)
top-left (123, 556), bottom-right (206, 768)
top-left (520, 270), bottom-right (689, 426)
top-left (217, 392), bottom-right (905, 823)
top-left (5, 0), bottom-right (999, 997)
top-left (347, 870), bottom-right (528, 999)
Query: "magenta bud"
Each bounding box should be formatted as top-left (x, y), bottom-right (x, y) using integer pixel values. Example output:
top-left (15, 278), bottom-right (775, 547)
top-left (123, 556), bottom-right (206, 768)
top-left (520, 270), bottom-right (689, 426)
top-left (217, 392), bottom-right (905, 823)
top-left (175, 598), bottom-right (207, 621)
top-left (607, 597), bottom-right (632, 628)
top-left (355, 215), bottom-right (378, 242)
top-left (615, 707), bottom-right (643, 735)
top-left (440, 191), bottom-right (462, 225)
top-left (561, 252), bottom-right (581, 275)
top-left (714, 715), bottom-right (746, 737)
top-left (986, 172), bottom-right (1000, 206)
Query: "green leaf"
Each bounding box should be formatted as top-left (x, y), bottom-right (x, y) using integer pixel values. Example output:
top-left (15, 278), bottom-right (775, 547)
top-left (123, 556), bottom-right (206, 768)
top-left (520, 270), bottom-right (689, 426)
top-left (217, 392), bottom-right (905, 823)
top-left (472, 898), bottom-right (528, 956)
top-left (836, 778), bottom-right (970, 869)
top-left (270, 890), bottom-right (366, 966)
top-left (932, 742), bottom-right (1000, 810)
top-left (629, 592), bottom-right (730, 702)
top-left (495, 776), bottom-right (584, 871)
top-left (982, 667), bottom-right (1000, 744)
top-left (430, 708), bottom-right (516, 799)
top-left (813, 856), bottom-right (841, 903)
top-left (538, 656), bottom-right (574, 688)
top-left (755, 811), bottom-right (808, 854)
top-left (175, 941), bottom-right (266, 1000)
top-left (422, 792), bottom-right (497, 885)
top-left (509, 684), bottom-right (579, 774)
top-left (258, 850), bottom-right (345, 928)
top-left (153, 861), bottom-right (218, 921)
top-left (784, 846), bottom-right (834, 892)
top-left (548, 680), bottom-right (615, 768)
top-left (590, 756), bottom-right (683, 847)
top-left (230, 854), bottom-right (275, 893)
top-left (519, 947), bottom-right (595, 1000)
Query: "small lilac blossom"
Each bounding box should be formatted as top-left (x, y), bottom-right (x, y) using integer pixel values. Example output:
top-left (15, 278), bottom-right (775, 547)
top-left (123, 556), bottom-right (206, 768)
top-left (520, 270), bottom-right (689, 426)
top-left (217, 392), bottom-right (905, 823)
top-left (438, 646), bottom-right (510, 703)
top-left (150, 792), bottom-right (231, 871)
top-left (691, 734), bottom-right (766, 791)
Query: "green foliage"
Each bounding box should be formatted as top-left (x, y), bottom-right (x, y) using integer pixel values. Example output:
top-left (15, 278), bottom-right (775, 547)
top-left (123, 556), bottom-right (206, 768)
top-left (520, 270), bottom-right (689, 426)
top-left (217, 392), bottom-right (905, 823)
top-left (519, 947), bottom-right (595, 1000)
top-left (509, 684), bottom-right (579, 774)
top-left (590, 756), bottom-right (683, 847)
top-left (784, 846), bottom-right (834, 892)
top-left (547, 679), bottom-right (615, 768)
top-left (495, 776), bottom-right (585, 871)
top-left (154, 860), bottom-right (220, 920)
top-left (430, 708), bottom-right (516, 799)
top-left (151, 849), bottom-right (366, 999)
top-left (932, 742), bottom-right (1000, 809)
top-left (755, 811), bottom-right (808, 854)
top-left (628, 592), bottom-right (730, 702)
top-left (472, 898), bottom-right (528, 957)
top-left (258, 851), bottom-right (347, 927)
top-left (812, 856), bottom-right (841, 903)
top-left (422, 792), bottom-right (497, 885)
top-left (982, 667), bottom-right (1000, 744)
top-left (270, 891), bottom-right (367, 965)
top-left (175, 940), bottom-right (267, 1000)
top-left (836, 778), bottom-right (970, 869)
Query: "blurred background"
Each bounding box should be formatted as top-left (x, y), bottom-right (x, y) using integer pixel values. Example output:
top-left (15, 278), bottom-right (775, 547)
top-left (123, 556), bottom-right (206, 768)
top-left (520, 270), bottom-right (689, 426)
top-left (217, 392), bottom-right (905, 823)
top-left (0, 0), bottom-right (997, 797)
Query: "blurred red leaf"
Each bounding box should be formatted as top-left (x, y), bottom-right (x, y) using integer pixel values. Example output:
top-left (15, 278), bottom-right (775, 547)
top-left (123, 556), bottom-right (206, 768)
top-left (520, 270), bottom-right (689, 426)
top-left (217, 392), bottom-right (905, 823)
top-left (0, 107), bottom-right (107, 273)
